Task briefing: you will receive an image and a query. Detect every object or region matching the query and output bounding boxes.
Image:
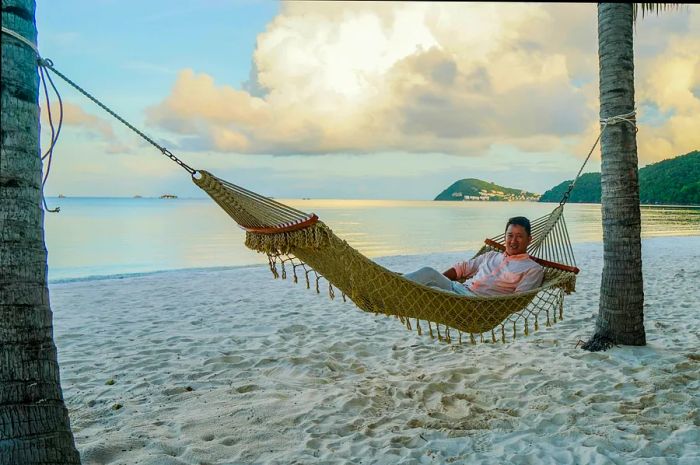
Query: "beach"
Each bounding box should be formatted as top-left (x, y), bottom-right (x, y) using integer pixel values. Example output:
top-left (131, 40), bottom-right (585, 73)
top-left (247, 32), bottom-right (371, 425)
top-left (50, 236), bottom-right (700, 465)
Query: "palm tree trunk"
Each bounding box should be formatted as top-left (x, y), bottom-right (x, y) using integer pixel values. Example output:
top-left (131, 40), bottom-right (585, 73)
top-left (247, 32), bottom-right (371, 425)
top-left (583, 3), bottom-right (646, 351)
top-left (1, 0), bottom-right (81, 462)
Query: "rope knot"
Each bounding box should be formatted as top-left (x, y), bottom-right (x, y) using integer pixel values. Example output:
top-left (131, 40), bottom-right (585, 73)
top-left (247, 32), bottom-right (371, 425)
top-left (600, 110), bottom-right (637, 132)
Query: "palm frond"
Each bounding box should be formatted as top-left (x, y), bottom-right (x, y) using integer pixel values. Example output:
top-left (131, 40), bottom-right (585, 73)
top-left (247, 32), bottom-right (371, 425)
top-left (633, 3), bottom-right (683, 23)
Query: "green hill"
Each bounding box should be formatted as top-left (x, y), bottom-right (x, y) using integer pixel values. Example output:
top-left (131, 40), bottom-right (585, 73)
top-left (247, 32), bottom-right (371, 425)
top-left (540, 150), bottom-right (700, 205)
top-left (538, 172), bottom-right (602, 203)
top-left (639, 150), bottom-right (700, 204)
top-left (435, 179), bottom-right (540, 201)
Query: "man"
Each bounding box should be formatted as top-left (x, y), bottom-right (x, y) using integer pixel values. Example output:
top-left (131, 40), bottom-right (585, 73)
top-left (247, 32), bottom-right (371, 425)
top-left (403, 217), bottom-right (544, 296)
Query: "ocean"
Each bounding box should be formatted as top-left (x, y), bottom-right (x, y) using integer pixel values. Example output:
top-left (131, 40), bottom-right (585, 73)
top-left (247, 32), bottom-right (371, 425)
top-left (43, 197), bottom-right (700, 282)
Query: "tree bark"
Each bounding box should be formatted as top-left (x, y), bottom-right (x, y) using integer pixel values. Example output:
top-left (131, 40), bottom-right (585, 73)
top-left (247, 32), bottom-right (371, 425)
top-left (583, 3), bottom-right (646, 351)
top-left (1, 0), bottom-right (81, 462)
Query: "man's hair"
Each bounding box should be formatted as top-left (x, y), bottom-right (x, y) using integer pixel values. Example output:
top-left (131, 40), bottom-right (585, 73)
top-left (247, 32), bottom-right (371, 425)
top-left (506, 216), bottom-right (532, 236)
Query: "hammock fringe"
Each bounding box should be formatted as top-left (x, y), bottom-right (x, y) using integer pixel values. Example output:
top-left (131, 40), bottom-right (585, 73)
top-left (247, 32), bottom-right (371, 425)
top-left (245, 222), bottom-right (332, 255)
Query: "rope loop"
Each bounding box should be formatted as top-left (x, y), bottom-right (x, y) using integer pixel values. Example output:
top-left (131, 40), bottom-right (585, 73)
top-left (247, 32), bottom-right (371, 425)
top-left (600, 110), bottom-right (637, 132)
top-left (1, 26), bottom-right (40, 56)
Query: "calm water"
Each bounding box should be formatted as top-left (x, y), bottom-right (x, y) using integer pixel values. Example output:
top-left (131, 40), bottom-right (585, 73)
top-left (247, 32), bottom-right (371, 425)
top-left (44, 197), bottom-right (700, 281)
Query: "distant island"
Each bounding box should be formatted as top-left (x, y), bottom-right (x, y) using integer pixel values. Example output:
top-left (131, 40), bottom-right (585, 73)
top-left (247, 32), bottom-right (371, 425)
top-left (159, 194), bottom-right (178, 199)
top-left (540, 150), bottom-right (700, 205)
top-left (435, 178), bottom-right (540, 202)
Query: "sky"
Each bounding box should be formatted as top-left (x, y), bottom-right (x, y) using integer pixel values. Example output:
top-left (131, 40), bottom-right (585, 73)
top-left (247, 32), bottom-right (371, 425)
top-left (33, 1), bottom-right (700, 200)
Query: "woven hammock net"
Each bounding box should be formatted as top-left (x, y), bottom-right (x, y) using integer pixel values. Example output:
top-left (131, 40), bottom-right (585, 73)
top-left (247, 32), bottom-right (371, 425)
top-left (194, 170), bottom-right (578, 344)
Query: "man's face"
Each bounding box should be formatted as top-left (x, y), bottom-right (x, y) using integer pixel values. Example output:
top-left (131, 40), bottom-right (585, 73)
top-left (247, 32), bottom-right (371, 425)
top-left (505, 224), bottom-right (531, 255)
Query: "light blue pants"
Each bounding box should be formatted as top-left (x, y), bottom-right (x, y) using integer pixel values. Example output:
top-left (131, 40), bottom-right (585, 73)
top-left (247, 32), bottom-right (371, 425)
top-left (403, 267), bottom-right (474, 296)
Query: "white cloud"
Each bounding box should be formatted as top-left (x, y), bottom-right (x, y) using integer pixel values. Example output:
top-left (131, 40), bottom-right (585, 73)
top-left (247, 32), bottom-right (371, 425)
top-left (143, 3), bottom-right (697, 169)
top-left (41, 101), bottom-right (115, 139)
top-left (146, 3), bottom-right (602, 157)
top-left (636, 31), bottom-right (700, 164)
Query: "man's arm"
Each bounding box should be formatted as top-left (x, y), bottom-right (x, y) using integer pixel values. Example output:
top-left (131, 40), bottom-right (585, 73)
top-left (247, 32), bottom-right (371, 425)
top-left (448, 252), bottom-right (492, 282)
top-left (514, 266), bottom-right (545, 293)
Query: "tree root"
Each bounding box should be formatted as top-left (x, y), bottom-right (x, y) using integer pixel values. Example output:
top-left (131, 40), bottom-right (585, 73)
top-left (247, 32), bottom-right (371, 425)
top-left (580, 333), bottom-right (616, 352)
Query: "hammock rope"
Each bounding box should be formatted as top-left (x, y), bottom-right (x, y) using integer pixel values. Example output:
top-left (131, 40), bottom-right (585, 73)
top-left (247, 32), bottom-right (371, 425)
top-left (2, 26), bottom-right (637, 342)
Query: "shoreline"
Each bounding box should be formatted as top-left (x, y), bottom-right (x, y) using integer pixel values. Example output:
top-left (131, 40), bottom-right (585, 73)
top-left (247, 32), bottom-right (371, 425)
top-left (48, 234), bottom-right (700, 285)
top-left (44, 195), bottom-right (700, 207)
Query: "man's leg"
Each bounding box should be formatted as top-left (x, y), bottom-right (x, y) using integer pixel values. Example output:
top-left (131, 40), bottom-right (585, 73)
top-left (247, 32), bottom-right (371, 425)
top-left (403, 267), bottom-right (455, 292)
top-left (450, 282), bottom-right (475, 296)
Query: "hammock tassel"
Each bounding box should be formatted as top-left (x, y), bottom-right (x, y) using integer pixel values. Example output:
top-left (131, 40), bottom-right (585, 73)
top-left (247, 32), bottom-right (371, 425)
top-left (315, 274), bottom-right (320, 294)
top-left (281, 260), bottom-right (287, 280)
top-left (305, 270), bottom-right (311, 289)
top-left (416, 319), bottom-right (422, 336)
top-left (445, 327), bottom-right (451, 344)
top-left (491, 330), bottom-right (497, 344)
top-left (534, 316), bottom-right (539, 331)
top-left (559, 299), bottom-right (564, 320)
top-left (268, 256), bottom-right (279, 279)
top-left (524, 318), bottom-right (529, 337)
top-left (480, 333), bottom-right (484, 343)
top-left (406, 317), bottom-right (412, 331)
top-left (458, 331), bottom-right (462, 344)
top-left (501, 325), bottom-right (506, 343)
top-left (428, 322), bottom-right (434, 339)
top-left (513, 321), bottom-right (517, 340)
top-left (546, 310), bottom-right (551, 327)
top-left (341, 292), bottom-right (347, 303)
top-left (328, 283), bottom-right (335, 300)
top-left (244, 223), bottom-right (331, 255)
top-left (436, 324), bottom-right (442, 342)
top-left (470, 333), bottom-right (476, 345)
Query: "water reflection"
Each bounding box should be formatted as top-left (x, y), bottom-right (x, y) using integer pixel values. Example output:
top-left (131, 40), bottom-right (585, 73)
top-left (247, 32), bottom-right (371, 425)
top-left (44, 198), bottom-right (700, 281)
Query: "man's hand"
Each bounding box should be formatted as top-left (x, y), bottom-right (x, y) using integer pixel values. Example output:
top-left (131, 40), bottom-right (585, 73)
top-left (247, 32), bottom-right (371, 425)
top-left (443, 267), bottom-right (458, 281)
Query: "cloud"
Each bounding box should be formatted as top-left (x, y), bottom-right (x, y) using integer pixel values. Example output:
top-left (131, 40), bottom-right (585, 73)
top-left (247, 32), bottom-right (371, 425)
top-left (636, 32), bottom-right (700, 165)
top-left (104, 142), bottom-right (133, 154)
top-left (41, 101), bottom-right (115, 140)
top-left (146, 3), bottom-right (698, 162)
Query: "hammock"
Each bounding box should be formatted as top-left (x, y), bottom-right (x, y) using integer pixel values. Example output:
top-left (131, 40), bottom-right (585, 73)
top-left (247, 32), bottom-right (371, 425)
top-left (193, 170), bottom-right (580, 343)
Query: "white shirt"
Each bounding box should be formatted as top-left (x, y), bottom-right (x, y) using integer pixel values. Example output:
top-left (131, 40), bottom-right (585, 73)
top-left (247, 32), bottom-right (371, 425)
top-left (452, 251), bottom-right (544, 296)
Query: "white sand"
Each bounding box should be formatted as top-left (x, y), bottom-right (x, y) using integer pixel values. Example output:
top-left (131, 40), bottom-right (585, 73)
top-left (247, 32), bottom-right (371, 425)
top-left (49, 237), bottom-right (700, 465)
